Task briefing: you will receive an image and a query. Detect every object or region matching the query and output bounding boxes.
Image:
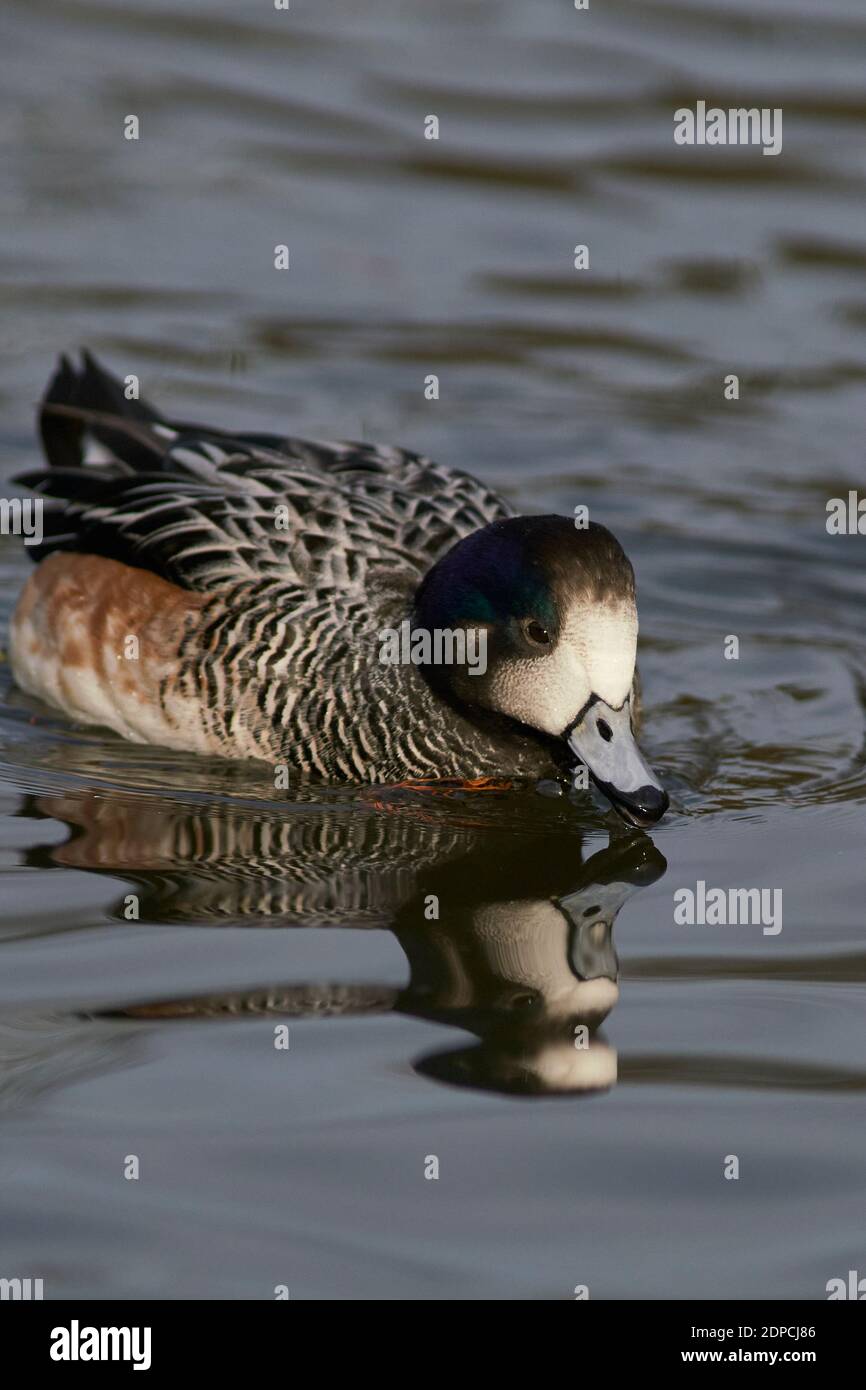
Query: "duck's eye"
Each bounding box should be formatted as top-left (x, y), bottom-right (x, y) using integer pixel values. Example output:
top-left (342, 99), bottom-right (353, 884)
top-left (524, 619), bottom-right (551, 647)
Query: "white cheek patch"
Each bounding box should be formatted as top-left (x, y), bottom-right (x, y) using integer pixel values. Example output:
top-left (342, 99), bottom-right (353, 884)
top-left (486, 647), bottom-right (591, 737)
top-left (568, 601), bottom-right (637, 711)
top-left (485, 599), bottom-right (637, 736)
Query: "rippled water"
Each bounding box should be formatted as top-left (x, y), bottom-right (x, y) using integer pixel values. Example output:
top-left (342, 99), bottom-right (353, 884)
top-left (1, 0), bottom-right (865, 1299)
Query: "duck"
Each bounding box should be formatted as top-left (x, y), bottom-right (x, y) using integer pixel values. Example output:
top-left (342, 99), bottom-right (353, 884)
top-left (10, 352), bottom-right (668, 827)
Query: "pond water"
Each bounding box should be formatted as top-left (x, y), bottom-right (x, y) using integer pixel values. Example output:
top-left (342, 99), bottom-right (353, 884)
top-left (0, 0), bottom-right (864, 1299)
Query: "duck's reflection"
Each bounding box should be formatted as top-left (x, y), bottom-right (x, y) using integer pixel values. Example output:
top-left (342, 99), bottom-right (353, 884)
top-left (400, 834), bottom-right (665, 1096)
top-left (29, 788), bottom-right (666, 1097)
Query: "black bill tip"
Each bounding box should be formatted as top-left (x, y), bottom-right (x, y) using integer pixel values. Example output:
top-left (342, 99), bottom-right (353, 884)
top-left (598, 781), bottom-right (670, 829)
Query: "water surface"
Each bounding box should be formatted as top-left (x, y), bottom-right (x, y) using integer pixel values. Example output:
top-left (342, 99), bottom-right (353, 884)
top-left (1, 0), bottom-right (865, 1299)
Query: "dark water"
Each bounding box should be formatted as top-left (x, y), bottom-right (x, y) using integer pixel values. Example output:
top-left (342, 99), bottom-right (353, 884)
top-left (1, 0), bottom-right (865, 1299)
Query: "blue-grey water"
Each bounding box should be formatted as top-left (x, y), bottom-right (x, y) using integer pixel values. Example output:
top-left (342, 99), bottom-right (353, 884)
top-left (1, 0), bottom-right (865, 1299)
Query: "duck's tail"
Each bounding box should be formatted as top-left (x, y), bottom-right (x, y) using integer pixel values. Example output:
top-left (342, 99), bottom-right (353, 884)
top-left (15, 352), bottom-right (205, 568)
top-left (37, 350), bottom-right (169, 475)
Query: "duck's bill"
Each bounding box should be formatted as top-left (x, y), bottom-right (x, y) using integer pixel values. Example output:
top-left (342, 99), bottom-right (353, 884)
top-left (566, 698), bottom-right (669, 828)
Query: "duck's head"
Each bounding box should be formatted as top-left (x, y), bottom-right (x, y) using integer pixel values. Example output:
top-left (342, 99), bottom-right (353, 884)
top-left (413, 514), bottom-right (668, 828)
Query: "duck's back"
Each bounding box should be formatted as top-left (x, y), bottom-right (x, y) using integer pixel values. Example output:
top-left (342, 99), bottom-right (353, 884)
top-left (24, 352), bottom-right (510, 595)
top-left (11, 354), bottom-right (527, 777)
